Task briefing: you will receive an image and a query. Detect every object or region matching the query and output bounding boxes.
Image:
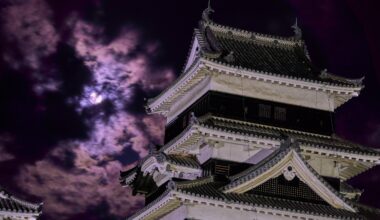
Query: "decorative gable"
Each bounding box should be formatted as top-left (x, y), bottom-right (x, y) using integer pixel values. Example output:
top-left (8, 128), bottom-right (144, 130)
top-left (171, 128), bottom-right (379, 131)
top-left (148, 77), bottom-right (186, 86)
top-left (183, 32), bottom-right (202, 73)
top-left (223, 138), bottom-right (356, 212)
top-left (248, 175), bottom-right (327, 204)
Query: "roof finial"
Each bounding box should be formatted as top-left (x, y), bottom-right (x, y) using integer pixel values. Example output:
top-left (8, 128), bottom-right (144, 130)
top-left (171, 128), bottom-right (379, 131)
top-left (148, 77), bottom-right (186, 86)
top-left (291, 18), bottom-right (302, 40)
top-left (202, 0), bottom-right (214, 22)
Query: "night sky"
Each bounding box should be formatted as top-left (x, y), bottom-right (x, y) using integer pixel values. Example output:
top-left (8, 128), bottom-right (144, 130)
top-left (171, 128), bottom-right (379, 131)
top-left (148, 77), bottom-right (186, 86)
top-left (0, 0), bottom-right (380, 219)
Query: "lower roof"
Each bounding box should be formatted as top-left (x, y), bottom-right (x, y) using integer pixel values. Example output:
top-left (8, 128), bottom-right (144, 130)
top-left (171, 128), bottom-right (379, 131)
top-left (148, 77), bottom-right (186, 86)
top-left (199, 115), bottom-right (380, 157)
top-left (175, 176), bottom-right (363, 220)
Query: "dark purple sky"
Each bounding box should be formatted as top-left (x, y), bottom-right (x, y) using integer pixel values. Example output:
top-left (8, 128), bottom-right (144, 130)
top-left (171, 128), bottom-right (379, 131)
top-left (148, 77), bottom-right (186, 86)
top-left (0, 0), bottom-right (379, 219)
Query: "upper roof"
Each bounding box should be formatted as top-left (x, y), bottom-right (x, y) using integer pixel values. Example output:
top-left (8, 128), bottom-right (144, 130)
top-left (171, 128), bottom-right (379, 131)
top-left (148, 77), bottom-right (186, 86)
top-left (146, 13), bottom-right (364, 115)
top-left (0, 187), bottom-right (42, 216)
top-left (195, 19), bottom-right (363, 87)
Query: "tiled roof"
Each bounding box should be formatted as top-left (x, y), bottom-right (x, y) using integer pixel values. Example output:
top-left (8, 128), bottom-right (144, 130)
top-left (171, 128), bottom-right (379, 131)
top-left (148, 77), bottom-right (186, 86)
top-left (226, 140), bottom-right (295, 183)
top-left (222, 138), bottom-right (358, 213)
top-left (0, 188), bottom-right (42, 215)
top-left (175, 176), bottom-right (363, 219)
top-left (199, 115), bottom-right (380, 156)
top-left (354, 203), bottom-right (380, 220)
top-left (120, 167), bottom-right (138, 186)
top-left (198, 21), bottom-right (362, 87)
top-left (165, 154), bottom-right (201, 169)
top-left (120, 153), bottom-right (201, 186)
top-left (126, 188), bottom-right (172, 220)
top-left (215, 34), bottom-right (317, 78)
top-left (340, 182), bottom-right (363, 195)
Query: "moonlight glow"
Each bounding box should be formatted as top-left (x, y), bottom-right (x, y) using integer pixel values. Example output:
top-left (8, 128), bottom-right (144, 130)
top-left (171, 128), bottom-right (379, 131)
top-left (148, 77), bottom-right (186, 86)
top-left (89, 91), bottom-right (103, 104)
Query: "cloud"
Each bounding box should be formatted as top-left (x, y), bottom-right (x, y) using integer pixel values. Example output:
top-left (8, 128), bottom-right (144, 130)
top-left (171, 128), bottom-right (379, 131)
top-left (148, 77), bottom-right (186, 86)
top-left (367, 122), bottom-right (380, 148)
top-left (16, 146), bottom-right (144, 219)
top-left (0, 135), bottom-right (15, 162)
top-left (0, 0), bottom-right (61, 96)
top-left (78, 112), bottom-right (151, 159)
top-left (68, 18), bottom-right (175, 115)
top-left (0, 0), bottom-right (175, 218)
top-left (1, 0), bottom-right (58, 70)
top-left (142, 115), bottom-right (167, 145)
top-left (66, 18), bottom-right (173, 158)
top-left (1, 5), bottom-right (174, 219)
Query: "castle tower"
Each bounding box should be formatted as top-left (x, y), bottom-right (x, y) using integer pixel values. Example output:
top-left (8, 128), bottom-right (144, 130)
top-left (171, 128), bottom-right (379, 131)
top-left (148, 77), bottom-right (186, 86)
top-left (120, 6), bottom-right (380, 220)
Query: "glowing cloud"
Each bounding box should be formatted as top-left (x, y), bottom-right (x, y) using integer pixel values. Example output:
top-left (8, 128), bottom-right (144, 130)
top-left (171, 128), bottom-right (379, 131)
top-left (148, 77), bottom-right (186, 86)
top-left (7, 6), bottom-right (174, 220)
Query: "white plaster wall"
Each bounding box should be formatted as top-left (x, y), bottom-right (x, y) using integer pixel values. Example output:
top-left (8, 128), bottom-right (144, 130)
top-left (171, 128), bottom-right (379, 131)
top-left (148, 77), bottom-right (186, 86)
top-left (187, 204), bottom-right (258, 220)
top-left (161, 205), bottom-right (188, 220)
top-left (185, 204), bottom-right (324, 220)
top-left (307, 156), bottom-right (339, 178)
top-left (197, 144), bottom-right (213, 164)
top-left (212, 142), bottom-right (262, 163)
top-left (165, 71), bottom-right (348, 125)
top-left (210, 73), bottom-right (336, 111)
top-left (245, 149), bottom-right (275, 164)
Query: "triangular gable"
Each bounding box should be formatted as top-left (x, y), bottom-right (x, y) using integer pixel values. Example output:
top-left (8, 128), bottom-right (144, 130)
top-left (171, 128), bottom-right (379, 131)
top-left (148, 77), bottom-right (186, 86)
top-left (183, 31), bottom-right (202, 73)
top-left (223, 138), bottom-right (356, 212)
top-left (248, 175), bottom-right (329, 204)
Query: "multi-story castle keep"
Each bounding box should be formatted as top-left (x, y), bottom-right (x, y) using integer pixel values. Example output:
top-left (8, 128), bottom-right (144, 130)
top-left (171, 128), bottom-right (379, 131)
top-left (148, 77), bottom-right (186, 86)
top-left (120, 5), bottom-right (380, 220)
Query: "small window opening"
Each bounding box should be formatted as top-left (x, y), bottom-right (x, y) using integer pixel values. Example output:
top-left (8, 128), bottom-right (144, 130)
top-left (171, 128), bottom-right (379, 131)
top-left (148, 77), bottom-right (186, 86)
top-left (258, 104), bottom-right (271, 118)
top-left (274, 106), bottom-right (286, 121)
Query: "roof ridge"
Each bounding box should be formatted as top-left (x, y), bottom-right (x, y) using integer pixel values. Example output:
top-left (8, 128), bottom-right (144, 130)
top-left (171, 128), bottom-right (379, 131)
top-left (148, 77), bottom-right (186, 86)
top-left (202, 20), bottom-right (303, 46)
top-left (208, 116), bottom-right (331, 138)
top-left (213, 29), bottom-right (296, 50)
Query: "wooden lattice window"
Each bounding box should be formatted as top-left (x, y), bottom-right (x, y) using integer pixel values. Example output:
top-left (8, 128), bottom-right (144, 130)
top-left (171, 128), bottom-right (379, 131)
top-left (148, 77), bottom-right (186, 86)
top-left (274, 106), bottom-right (286, 121)
top-left (258, 104), bottom-right (271, 118)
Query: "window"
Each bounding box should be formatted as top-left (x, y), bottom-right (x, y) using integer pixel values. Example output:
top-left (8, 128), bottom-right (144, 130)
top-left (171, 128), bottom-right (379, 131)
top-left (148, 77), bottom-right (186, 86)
top-left (274, 107), bottom-right (286, 121)
top-left (258, 104), bottom-right (271, 118)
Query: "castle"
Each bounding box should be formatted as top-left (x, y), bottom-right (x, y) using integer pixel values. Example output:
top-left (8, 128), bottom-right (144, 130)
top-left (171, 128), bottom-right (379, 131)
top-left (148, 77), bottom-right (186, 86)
top-left (120, 4), bottom-right (380, 220)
